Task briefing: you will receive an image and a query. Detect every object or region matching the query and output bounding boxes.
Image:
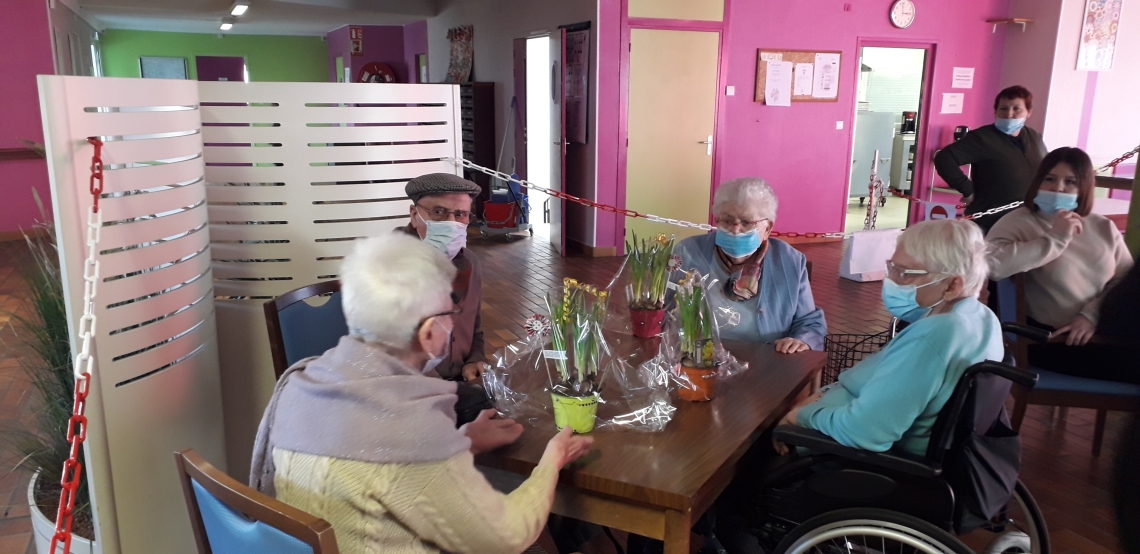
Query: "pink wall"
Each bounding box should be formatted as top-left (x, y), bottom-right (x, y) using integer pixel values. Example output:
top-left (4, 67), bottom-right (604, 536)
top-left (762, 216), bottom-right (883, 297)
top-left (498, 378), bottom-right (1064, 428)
top-left (326, 24), bottom-right (426, 83)
top-left (594, 0), bottom-right (1012, 248)
top-left (1, 0), bottom-right (56, 235)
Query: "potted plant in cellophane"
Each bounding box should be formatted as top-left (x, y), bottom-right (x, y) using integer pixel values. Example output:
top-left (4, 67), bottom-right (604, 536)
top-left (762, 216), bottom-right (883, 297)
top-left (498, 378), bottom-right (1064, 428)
top-left (545, 278), bottom-right (610, 433)
top-left (624, 233), bottom-right (678, 338)
top-left (674, 270), bottom-right (719, 402)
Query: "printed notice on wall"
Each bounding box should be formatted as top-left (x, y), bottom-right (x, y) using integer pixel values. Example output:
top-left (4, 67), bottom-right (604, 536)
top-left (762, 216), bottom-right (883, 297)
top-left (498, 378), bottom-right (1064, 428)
top-left (951, 67), bottom-right (974, 89)
top-left (760, 52), bottom-right (783, 62)
top-left (793, 63), bottom-right (814, 96)
top-left (765, 61), bottom-right (793, 106)
top-left (812, 53), bottom-right (841, 99)
top-left (940, 92), bottom-right (964, 114)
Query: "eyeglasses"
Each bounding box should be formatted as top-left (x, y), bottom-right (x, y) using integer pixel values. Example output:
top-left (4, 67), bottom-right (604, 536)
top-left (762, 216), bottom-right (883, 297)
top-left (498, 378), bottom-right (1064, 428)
top-left (417, 306), bottom-right (462, 331)
top-left (715, 217), bottom-right (769, 232)
top-left (885, 260), bottom-right (938, 282)
top-left (417, 204), bottom-right (473, 223)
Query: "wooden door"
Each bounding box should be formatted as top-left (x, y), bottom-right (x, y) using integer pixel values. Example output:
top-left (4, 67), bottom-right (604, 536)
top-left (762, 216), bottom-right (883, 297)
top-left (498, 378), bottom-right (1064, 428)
top-left (625, 29), bottom-right (720, 242)
top-left (549, 29), bottom-right (566, 254)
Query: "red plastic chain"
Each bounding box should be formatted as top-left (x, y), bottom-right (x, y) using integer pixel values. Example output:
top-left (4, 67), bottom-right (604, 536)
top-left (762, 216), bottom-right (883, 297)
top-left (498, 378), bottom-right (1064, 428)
top-left (88, 137), bottom-right (104, 213)
top-left (49, 138), bottom-right (103, 554)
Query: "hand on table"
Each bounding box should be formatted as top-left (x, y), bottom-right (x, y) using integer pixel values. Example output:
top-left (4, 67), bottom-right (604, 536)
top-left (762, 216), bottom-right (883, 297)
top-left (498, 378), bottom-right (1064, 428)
top-left (1054, 314), bottom-right (1096, 346)
top-left (539, 426), bottom-right (594, 470)
top-left (461, 409), bottom-right (524, 455)
top-left (462, 362), bottom-right (489, 382)
top-left (775, 338), bottom-right (810, 354)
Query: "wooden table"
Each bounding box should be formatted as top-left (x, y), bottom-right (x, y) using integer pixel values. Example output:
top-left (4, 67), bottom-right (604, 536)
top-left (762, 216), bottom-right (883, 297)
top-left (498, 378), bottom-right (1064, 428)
top-left (476, 340), bottom-right (826, 554)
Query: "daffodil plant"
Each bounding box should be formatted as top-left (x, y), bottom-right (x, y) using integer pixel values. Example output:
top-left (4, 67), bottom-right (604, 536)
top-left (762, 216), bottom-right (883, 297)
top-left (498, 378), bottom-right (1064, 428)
top-left (545, 278), bottom-right (610, 396)
top-left (625, 233), bottom-right (676, 310)
top-left (675, 271), bottom-right (717, 368)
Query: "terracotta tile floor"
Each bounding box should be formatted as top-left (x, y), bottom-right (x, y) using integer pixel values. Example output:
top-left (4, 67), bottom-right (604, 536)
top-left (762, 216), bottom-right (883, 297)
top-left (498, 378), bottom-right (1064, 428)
top-left (0, 234), bottom-right (1128, 553)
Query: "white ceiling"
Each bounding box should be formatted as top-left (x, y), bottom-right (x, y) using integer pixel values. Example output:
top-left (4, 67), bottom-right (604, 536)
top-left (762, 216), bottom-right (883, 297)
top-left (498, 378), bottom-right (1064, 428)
top-left (76, 0), bottom-right (442, 36)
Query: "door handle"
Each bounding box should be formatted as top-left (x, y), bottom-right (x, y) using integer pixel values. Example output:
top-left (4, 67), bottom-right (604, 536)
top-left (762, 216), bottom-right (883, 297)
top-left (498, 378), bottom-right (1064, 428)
top-left (543, 199), bottom-right (550, 223)
top-left (699, 135), bottom-right (713, 156)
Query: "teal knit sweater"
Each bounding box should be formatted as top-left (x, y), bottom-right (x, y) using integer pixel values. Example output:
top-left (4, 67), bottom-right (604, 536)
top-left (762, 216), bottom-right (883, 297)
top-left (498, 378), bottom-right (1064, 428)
top-left (797, 297), bottom-right (1004, 456)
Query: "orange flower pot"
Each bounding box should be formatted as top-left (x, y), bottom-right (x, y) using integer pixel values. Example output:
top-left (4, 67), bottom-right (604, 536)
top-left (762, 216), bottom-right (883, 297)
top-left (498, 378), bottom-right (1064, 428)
top-left (677, 364), bottom-right (718, 402)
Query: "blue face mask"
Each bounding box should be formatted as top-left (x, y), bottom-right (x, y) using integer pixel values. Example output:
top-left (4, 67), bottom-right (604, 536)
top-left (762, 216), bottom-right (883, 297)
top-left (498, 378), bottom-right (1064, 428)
top-left (715, 229), bottom-right (761, 258)
top-left (1033, 189), bottom-right (1079, 218)
top-left (882, 277), bottom-right (948, 323)
top-left (994, 118), bottom-right (1026, 135)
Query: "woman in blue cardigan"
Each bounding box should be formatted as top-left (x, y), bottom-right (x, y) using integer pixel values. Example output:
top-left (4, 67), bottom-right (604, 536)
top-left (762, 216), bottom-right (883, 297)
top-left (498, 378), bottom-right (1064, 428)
top-left (674, 177), bottom-right (827, 353)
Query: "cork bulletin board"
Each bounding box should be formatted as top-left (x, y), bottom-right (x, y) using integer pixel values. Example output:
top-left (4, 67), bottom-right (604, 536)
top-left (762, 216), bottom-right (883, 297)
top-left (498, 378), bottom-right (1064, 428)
top-left (754, 49), bottom-right (843, 104)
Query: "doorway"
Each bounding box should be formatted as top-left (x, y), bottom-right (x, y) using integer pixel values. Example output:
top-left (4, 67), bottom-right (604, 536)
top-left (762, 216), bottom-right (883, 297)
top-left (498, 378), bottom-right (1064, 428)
top-left (844, 46), bottom-right (928, 234)
top-left (525, 35), bottom-right (552, 239)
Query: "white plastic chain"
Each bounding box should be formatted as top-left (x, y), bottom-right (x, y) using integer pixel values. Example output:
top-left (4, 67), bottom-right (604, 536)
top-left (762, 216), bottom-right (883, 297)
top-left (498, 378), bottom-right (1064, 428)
top-left (75, 207), bottom-right (101, 379)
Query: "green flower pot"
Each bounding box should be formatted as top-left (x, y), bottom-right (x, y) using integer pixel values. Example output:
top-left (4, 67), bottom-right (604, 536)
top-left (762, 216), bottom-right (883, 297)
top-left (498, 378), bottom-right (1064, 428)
top-left (551, 393), bottom-right (599, 434)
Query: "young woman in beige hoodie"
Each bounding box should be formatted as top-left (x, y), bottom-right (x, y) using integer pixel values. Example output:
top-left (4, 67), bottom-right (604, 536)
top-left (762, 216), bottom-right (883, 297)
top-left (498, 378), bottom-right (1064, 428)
top-left (987, 147), bottom-right (1135, 381)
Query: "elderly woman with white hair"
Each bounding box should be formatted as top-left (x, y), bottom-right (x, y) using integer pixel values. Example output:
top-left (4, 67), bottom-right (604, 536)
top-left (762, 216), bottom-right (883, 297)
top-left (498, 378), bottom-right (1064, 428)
top-left (674, 177), bottom-right (826, 353)
top-left (781, 219), bottom-right (1004, 455)
top-left (250, 233), bottom-right (593, 553)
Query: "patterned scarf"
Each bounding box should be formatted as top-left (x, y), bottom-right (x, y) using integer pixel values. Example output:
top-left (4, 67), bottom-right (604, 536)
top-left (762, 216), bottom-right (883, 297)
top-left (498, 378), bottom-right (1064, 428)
top-left (715, 240), bottom-right (768, 301)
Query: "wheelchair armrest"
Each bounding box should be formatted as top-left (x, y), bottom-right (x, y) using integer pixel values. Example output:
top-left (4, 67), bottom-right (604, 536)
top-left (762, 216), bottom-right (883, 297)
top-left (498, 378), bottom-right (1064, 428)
top-left (1001, 322), bottom-right (1051, 344)
top-left (773, 425), bottom-right (942, 479)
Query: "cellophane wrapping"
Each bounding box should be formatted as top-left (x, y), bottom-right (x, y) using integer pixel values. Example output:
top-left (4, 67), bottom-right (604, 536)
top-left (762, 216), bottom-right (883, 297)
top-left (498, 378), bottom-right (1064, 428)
top-left (669, 270), bottom-right (749, 394)
top-left (483, 278), bottom-right (680, 432)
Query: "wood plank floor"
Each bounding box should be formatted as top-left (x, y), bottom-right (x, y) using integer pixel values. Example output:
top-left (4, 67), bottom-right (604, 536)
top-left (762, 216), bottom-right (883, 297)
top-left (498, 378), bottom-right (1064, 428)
top-left (0, 234), bottom-right (1128, 553)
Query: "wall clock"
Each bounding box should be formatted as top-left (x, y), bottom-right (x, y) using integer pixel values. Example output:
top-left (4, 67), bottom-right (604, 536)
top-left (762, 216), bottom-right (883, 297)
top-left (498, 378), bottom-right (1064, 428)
top-left (890, 0), bottom-right (916, 29)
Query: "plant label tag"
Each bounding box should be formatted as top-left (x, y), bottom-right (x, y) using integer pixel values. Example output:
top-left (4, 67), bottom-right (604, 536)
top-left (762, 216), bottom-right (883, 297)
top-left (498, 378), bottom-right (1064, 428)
top-left (543, 350), bottom-right (567, 360)
top-left (667, 281), bottom-right (678, 290)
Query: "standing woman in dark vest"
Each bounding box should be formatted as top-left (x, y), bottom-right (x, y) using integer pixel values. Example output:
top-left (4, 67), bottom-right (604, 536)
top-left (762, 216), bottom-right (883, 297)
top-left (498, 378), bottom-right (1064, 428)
top-left (935, 86), bottom-right (1048, 233)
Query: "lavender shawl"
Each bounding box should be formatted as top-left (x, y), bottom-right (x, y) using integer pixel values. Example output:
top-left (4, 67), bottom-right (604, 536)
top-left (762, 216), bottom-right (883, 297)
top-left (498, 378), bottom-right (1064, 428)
top-left (250, 336), bottom-right (471, 496)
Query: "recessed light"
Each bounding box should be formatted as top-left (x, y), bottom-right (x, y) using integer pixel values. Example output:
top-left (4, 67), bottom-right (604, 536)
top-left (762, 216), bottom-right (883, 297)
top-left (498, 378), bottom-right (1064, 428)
top-left (220, 22), bottom-right (233, 30)
top-left (230, 3), bottom-right (249, 16)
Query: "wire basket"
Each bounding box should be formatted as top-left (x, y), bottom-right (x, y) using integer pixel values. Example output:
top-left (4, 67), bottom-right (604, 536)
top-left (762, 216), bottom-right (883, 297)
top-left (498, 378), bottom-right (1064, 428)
top-left (822, 331), bottom-right (893, 386)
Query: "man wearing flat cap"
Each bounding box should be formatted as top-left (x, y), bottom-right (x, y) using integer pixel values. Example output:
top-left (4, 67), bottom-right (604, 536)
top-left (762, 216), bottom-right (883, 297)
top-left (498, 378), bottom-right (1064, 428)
top-left (401, 173), bottom-right (491, 424)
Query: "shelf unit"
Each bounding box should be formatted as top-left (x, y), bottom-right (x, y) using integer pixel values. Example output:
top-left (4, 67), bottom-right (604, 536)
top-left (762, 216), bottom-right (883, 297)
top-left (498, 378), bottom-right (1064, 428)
top-left (458, 82), bottom-right (495, 216)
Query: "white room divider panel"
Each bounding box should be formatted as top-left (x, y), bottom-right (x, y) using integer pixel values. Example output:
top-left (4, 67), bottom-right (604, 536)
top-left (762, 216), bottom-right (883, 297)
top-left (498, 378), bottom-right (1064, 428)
top-left (196, 82), bottom-right (464, 473)
top-left (39, 75), bottom-right (226, 554)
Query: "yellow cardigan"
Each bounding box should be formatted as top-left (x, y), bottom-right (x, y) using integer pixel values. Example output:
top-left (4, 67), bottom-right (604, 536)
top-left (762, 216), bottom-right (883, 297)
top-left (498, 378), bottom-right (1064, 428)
top-left (272, 448), bottom-right (559, 554)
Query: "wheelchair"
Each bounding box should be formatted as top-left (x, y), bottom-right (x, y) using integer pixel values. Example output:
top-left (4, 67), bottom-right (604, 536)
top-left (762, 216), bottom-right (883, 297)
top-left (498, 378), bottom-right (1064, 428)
top-left (746, 329), bottom-right (1051, 554)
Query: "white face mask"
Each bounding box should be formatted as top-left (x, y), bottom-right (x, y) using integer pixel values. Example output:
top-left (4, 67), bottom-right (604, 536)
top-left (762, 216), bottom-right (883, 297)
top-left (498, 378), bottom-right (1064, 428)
top-left (419, 211), bottom-right (467, 259)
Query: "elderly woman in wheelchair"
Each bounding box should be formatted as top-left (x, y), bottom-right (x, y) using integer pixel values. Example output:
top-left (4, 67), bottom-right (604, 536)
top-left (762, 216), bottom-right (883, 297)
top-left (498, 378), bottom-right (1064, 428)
top-left (711, 220), bottom-right (1049, 554)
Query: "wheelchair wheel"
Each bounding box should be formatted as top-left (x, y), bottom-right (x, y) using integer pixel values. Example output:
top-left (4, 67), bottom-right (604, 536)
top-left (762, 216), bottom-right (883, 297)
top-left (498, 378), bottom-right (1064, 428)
top-left (775, 508), bottom-right (973, 554)
top-left (977, 481), bottom-right (1049, 554)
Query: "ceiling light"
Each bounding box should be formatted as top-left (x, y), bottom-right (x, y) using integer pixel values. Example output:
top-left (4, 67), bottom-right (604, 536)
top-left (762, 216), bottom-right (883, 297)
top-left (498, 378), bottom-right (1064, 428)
top-left (230, 2), bottom-right (249, 16)
top-left (220, 22), bottom-right (233, 30)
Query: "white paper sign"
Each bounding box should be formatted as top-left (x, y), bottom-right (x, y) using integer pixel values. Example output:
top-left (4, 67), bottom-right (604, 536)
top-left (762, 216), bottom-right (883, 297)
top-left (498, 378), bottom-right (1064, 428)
top-left (793, 63), bottom-right (814, 96)
top-left (812, 53), bottom-right (841, 99)
top-left (760, 52), bottom-right (783, 62)
top-left (940, 92), bottom-right (964, 114)
top-left (840, 228), bottom-right (903, 281)
top-left (543, 350), bottom-right (567, 360)
top-left (924, 202), bottom-right (959, 221)
top-left (765, 60), bottom-right (793, 106)
top-left (951, 67), bottom-right (975, 89)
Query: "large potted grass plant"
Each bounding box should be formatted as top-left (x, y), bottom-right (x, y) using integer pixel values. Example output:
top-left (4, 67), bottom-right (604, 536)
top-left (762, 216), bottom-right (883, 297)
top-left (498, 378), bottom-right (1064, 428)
top-left (623, 232), bottom-right (676, 338)
top-left (674, 270), bottom-right (719, 402)
top-left (1, 205), bottom-right (95, 553)
top-left (545, 278), bottom-right (610, 433)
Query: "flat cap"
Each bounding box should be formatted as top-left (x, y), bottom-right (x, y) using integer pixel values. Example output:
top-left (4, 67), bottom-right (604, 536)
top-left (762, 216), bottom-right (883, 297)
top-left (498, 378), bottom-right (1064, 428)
top-left (405, 173), bottom-right (482, 203)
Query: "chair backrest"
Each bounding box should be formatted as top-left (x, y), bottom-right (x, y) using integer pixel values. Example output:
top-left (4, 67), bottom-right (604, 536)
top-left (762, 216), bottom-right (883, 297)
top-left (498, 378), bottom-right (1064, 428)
top-left (174, 449), bottom-right (338, 554)
top-left (264, 280), bottom-right (347, 380)
top-left (991, 275), bottom-right (1031, 365)
top-left (924, 357), bottom-right (1036, 465)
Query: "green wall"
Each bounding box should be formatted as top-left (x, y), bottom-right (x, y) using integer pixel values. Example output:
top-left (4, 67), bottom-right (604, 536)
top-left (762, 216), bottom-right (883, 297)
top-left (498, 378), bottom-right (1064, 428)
top-left (100, 30), bottom-right (328, 82)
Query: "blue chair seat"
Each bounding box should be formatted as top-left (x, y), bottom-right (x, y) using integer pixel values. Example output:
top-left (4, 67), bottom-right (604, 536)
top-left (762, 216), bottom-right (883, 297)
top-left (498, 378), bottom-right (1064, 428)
top-left (1029, 367), bottom-right (1140, 396)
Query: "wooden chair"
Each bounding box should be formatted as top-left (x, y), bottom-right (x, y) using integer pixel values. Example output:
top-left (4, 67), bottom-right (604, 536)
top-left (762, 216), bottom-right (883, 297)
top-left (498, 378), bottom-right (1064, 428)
top-left (174, 449), bottom-right (338, 554)
top-left (994, 274), bottom-right (1140, 455)
top-left (264, 280), bottom-right (347, 380)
